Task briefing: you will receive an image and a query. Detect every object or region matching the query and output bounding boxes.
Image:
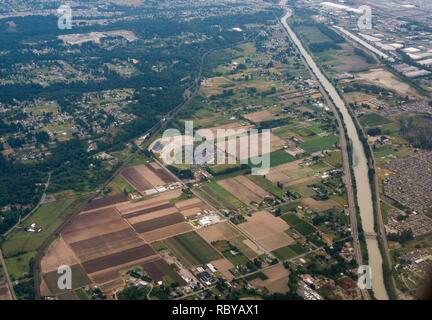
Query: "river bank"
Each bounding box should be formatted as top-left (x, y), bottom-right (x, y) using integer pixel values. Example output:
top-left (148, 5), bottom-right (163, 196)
top-left (279, 2), bottom-right (389, 299)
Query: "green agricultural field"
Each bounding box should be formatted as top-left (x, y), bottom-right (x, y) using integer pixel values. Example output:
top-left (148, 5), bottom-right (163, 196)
top-left (209, 164), bottom-right (250, 179)
top-left (244, 271), bottom-right (269, 281)
top-left (381, 123), bottom-right (400, 135)
top-left (2, 197), bottom-right (85, 280)
top-left (380, 201), bottom-right (396, 225)
top-left (192, 109), bottom-right (231, 128)
top-left (300, 135), bottom-right (339, 153)
top-left (247, 175), bottom-right (285, 199)
top-left (310, 161), bottom-right (333, 173)
top-left (272, 243), bottom-right (307, 260)
top-left (4, 251), bottom-right (36, 281)
top-left (152, 260), bottom-right (186, 286)
top-left (296, 25), bottom-right (331, 44)
top-left (360, 113), bottom-right (390, 127)
top-left (281, 214), bottom-right (316, 236)
top-left (108, 175), bottom-right (135, 195)
top-left (278, 201), bottom-right (301, 213)
top-left (281, 214), bottom-right (303, 226)
top-left (296, 127), bottom-right (316, 138)
top-left (75, 288), bottom-right (90, 300)
top-left (293, 221), bottom-right (316, 236)
top-left (272, 122), bottom-right (300, 138)
top-left (213, 240), bottom-right (250, 267)
top-left (193, 189), bottom-right (223, 210)
top-left (151, 241), bottom-right (168, 252)
top-left (125, 152), bottom-right (152, 166)
top-left (323, 151), bottom-right (342, 167)
top-left (31, 103), bottom-right (59, 116)
top-left (43, 264), bottom-right (90, 295)
top-left (373, 145), bottom-right (395, 158)
top-left (2, 197), bottom-right (84, 257)
top-left (306, 234), bottom-right (325, 247)
top-left (163, 232), bottom-right (221, 268)
top-left (269, 150), bottom-right (296, 167)
top-left (201, 181), bottom-right (244, 210)
top-left (230, 236), bottom-right (258, 260)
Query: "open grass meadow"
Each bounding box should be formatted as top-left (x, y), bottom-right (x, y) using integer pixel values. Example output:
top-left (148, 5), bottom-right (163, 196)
top-left (108, 175), bottom-right (135, 195)
top-left (163, 232), bottom-right (221, 268)
top-left (212, 240), bottom-right (250, 267)
top-left (247, 175), bottom-right (285, 200)
top-left (300, 135), bottom-right (339, 153)
top-left (281, 214), bottom-right (316, 236)
top-left (359, 113), bottom-right (391, 127)
top-left (269, 150), bottom-right (297, 167)
top-left (200, 180), bottom-right (244, 210)
top-left (272, 243), bottom-right (307, 260)
top-left (2, 197), bottom-right (85, 280)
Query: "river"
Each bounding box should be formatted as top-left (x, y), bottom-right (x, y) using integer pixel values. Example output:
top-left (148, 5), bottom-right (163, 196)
top-left (280, 2), bottom-right (389, 300)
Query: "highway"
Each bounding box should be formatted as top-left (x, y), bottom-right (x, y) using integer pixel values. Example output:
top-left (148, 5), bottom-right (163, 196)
top-left (333, 26), bottom-right (394, 62)
top-left (279, 0), bottom-right (388, 299)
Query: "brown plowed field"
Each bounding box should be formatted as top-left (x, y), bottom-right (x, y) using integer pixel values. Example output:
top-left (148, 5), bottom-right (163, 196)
top-left (175, 198), bottom-right (210, 217)
top-left (180, 207), bottom-right (207, 217)
top-left (238, 211), bottom-right (293, 251)
top-left (243, 110), bottom-right (274, 123)
top-left (43, 264), bottom-right (90, 295)
top-left (63, 208), bottom-right (122, 234)
top-left (235, 176), bottom-right (268, 198)
top-left (218, 176), bottom-right (268, 205)
top-left (249, 263), bottom-right (290, 294)
top-left (0, 286), bottom-right (11, 300)
top-left (69, 228), bottom-right (143, 262)
top-left (41, 237), bottom-right (80, 273)
top-left (133, 164), bottom-right (165, 186)
top-left (90, 255), bottom-right (160, 286)
top-left (147, 162), bottom-right (177, 183)
top-left (197, 222), bottom-right (239, 243)
top-left (123, 202), bottom-right (173, 219)
top-left (90, 270), bottom-right (122, 285)
top-left (116, 190), bottom-right (181, 214)
top-left (132, 213), bottom-right (185, 233)
top-left (243, 239), bottom-right (265, 256)
top-left (83, 194), bottom-right (129, 212)
top-left (142, 261), bottom-right (164, 281)
top-left (197, 222), bottom-right (259, 259)
top-left (211, 258), bottom-right (234, 280)
top-left (301, 197), bottom-right (340, 212)
top-left (120, 163), bottom-right (175, 192)
top-left (224, 133), bottom-right (286, 162)
top-left (120, 167), bottom-right (153, 191)
top-left (174, 198), bottom-right (202, 209)
top-left (62, 218), bottom-right (129, 244)
top-left (82, 244), bottom-right (155, 274)
top-left (266, 160), bottom-right (315, 185)
top-left (139, 222), bottom-right (194, 243)
top-left (127, 206), bottom-right (179, 225)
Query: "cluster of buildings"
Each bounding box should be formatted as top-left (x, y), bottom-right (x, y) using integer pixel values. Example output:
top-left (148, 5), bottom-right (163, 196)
top-left (385, 208), bottom-right (432, 238)
top-left (300, 1), bottom-right (432, 85)
top-left (384, 151), bottom-right (432, 214)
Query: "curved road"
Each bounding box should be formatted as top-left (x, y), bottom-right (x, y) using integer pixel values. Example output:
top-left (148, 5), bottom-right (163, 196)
top-left (279, 1), bottom-right (388, 299)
